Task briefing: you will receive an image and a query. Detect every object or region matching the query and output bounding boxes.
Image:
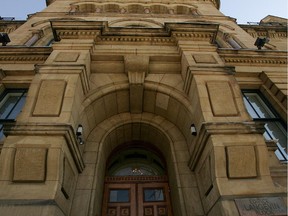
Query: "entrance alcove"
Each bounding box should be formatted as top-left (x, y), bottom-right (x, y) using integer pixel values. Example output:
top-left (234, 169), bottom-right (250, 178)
top-left (103, 144), bottom-right (172, 215)
top-left (71, 113), bottom-right (203, 216)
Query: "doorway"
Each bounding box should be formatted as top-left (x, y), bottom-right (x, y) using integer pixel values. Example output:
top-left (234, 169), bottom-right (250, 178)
top-left (101, 146), bottom-right (173, 216)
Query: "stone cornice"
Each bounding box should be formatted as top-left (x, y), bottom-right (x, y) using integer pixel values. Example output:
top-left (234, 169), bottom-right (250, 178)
top-left (240, 24), bottom-right (287, 38)
top-left (218, 49), bottom-right (287, 66)
top-left (0, 46), bottom-right (52, 63)
top-left (51, 20), bottom-right (219, 44)
top-left (3, 122), bottom-right (85, 173)
top-left (188, 121), bottom-right (265, 171)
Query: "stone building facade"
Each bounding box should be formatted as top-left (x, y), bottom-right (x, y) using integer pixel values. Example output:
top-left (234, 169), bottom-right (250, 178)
top-left (0, 0), bottom-right (287, 215)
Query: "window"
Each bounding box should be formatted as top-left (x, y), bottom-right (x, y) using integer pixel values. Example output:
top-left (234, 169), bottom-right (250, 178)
top-left (0, 89), bottom-right (27, 141)
top-left (242, 91), bottom-right (287, 162)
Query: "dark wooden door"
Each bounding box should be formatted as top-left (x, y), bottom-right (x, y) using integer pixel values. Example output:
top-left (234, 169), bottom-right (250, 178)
top-left (102, 176), bottom-right (173, 216)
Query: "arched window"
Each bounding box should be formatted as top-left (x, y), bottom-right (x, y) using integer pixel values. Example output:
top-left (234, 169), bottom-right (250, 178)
top-left (107, 147), bottom-right (166, 176)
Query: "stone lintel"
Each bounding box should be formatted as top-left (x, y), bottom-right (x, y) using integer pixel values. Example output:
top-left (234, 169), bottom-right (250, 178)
top-left (189, 121), bottom-right (265, 171)
top-left (3, 123), bottom-right (85, 173)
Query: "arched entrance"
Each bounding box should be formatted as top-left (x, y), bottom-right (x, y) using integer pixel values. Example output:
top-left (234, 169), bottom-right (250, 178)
top-left (102, 144), bottom-right (173, 216)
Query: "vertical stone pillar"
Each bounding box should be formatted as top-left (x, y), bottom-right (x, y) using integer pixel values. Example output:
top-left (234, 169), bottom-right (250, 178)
top-left (186, 68), bottom-right (287, 215)
top-left (174, 23), bottom-right (287, 214)
top-left (0, 39), bottom-right (93, 216)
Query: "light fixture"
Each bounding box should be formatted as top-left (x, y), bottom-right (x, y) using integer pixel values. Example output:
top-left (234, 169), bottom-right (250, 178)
top-left (190, 124), bottom-right (197, 136)
top-left (254, 37), bottom-right (270, 50)
top-left (76, 124), bottom-right (84, 145)
top-left (0, 33), bottom-right (10, 46)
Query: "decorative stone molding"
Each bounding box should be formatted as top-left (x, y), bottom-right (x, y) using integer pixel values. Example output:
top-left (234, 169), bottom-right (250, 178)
top-left (50, 20), bottom-right (219, 45)
top-left (97, 36), bottom-right (175, 45)
top-left (259, 71), bottom-right (287, 119)
top-left (70, 2), bottom-right (199, 15)
top-left (0, 21), bottom-right (25, 33)
top-left (240, 25), bottom-right (287, 39)
top-left (105, 176), bottom-right (168, 183)
top-left (0, 47), bottom-right (51, 63)
top-left (218, 49), bottom-right (288, 66)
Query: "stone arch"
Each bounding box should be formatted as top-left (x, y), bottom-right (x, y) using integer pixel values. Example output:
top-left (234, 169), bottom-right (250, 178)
top-left (108, 18), bottom-right (164, 28)
top-left (79, 81), bottom-right (196, 152)
top-left (81, 113), bottom-right (191, 216)
top-left (71, 79), bottom-right (202, 215)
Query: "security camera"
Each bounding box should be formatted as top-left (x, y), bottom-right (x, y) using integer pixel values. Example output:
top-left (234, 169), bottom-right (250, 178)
top-left (254, 37), bottom-right (270, 50)
top-left (0, 33), bottom-right (10, 46)
top-left (76, 124), bottom-right (83, 136)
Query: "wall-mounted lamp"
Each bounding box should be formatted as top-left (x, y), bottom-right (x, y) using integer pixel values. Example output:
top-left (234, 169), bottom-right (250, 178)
top-left (190, 124), bottom-right (197, 136)
top-left (0, 33), bottom-right (10, 46)
top-left (76, 124), bottom-right (84, 145)
top-left (254, 37), bottom-right (270, 50)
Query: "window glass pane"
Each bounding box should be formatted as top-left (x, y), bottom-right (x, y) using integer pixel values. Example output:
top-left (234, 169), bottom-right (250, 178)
top-left (243, 91), bottom-right (287, 162)
top-left (244, 93), bottom-right (275, 118)
top-left (144, 189), bottom-right (164, 202)
top-left (0, 94), bottom-right (21, 119)
top-left (114, 166), bottom-right (159, 176)
top-left (108, 148), bottom-right (166, 176)
top-left (7, 93), bottom-right (27, 119)
top-left (264, 122), bottom-right (287, 152)
top-left (109, 189), bottom-right (129, 203)
top-left (243, 97), bottom-right (258, 118)
top-left (0, 124), bottom-right (4, 141)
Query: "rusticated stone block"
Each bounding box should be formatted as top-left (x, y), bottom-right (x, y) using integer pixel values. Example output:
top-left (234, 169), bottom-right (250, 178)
top-left (33, 80), bottom-right (66, 116)
top-left (226, 146), bottom-right (257, 178)
top-left (13, 147), bottom-right (47, 182)
top-left (55, 52), bottom-right (79, 62)
top-left (206, 81), bottom-right (239, 116)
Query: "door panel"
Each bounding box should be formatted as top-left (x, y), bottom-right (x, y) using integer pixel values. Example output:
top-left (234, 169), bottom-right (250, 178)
top-left (102, 180), bottom-right (173, 216)
top-left (138, 183), bottom-right (172, 216)
top-left (102, 183), bottom-right (136, 216)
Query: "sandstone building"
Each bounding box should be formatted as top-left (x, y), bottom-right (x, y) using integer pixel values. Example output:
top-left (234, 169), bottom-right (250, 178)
top-left (0, 0), bottom-right (287, 215)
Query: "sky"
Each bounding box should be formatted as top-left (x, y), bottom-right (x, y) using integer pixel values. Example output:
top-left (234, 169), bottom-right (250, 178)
top-left (0, 0), bottom-right (287, 24)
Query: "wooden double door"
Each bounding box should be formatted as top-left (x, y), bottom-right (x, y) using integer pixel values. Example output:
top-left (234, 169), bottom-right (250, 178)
top-left (102, 176), bottom-right (173, 216)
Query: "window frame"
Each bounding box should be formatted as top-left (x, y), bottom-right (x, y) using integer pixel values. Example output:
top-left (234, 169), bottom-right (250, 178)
top-left (0, 89), bottom-right (27, 140)
top-left (242, 90), bottom-right (287, 162)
